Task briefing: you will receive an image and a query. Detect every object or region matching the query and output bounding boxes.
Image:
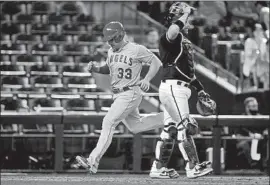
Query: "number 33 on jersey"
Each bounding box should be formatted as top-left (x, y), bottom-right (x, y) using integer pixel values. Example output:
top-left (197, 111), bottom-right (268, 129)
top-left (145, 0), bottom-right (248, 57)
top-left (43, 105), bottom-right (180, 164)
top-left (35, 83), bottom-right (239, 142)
top-left (106, 42), bottom-right (156, 89)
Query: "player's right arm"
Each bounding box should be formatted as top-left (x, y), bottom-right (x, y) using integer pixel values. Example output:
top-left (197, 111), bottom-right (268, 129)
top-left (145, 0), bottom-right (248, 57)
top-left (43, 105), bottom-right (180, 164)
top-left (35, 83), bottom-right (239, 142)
top-left (167, 15), bottom-right (187, 41)
top-left (88, 49), bottom-right (112, 74)
top-left (88, 61), bottom-right (110, 74)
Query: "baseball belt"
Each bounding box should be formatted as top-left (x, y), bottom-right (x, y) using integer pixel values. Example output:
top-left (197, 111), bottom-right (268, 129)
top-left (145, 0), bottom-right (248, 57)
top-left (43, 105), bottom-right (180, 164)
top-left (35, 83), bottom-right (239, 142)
top-left (162, 79), bottom-right (190, 88)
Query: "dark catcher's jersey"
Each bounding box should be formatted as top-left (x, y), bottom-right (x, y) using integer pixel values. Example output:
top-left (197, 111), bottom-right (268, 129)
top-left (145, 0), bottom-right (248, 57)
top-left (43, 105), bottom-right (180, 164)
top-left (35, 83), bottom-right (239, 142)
top-left (159, 32), bottom-right (195, 83)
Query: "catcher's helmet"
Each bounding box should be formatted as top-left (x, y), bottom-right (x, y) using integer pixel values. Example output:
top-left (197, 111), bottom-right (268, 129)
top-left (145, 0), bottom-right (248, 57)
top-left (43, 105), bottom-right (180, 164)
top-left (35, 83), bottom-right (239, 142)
top-left (103, 21), bottom-right (125, 42)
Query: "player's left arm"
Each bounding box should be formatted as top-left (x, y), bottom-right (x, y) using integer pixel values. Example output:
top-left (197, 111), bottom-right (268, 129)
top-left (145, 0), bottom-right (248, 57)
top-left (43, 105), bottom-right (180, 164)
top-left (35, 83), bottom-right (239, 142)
top-left (190, 77), bottom-right (208, 96)
top-left (191, 76), bottom-right (216, 116)
top-left (136, 45), bottom-right (162, 91)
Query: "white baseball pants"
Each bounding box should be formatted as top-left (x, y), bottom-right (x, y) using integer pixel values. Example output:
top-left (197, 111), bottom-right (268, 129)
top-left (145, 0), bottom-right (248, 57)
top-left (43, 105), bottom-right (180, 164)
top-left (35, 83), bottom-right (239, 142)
top-left (88, 86), bottom-right (164, 168)
top-left (159, 80), bottom-right (192, 140)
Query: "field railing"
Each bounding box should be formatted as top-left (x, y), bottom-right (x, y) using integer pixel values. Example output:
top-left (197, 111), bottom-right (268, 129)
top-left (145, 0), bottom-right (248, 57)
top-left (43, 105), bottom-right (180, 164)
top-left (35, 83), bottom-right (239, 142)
top-left (1, 111), bottom-right (269, 174)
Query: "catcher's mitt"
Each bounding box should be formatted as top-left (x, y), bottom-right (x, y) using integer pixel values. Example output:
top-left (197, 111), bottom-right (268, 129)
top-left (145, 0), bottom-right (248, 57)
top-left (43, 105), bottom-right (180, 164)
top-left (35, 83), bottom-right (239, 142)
top-left (196, 91), bottom-right (216, 116)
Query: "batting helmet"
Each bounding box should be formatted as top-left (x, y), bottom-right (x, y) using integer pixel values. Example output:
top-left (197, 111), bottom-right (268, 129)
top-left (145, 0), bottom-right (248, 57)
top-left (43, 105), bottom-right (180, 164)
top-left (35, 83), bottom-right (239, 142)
top-left (103, 21), bottom-right (125, 42)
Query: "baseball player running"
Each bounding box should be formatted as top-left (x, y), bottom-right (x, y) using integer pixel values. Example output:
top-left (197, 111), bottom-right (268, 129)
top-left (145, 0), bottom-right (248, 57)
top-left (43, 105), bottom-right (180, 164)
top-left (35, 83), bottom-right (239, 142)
top-left (149, 2), bottom-right (214, 179)
top-left (76, 21), bottom-right (167, 174)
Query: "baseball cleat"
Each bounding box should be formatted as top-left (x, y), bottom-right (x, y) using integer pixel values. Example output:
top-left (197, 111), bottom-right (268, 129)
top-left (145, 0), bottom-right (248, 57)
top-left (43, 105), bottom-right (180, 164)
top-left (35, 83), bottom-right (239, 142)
top-left (150, 165), bottom-right (179, 179)
top-left (76, 156), bottom-right (90, 169)
top-left (197, 161), bottom-right (211, 168)
top-left (185, 162), bottom-right (213, 179)
top-left (75, 156), bottom-right (97, 174)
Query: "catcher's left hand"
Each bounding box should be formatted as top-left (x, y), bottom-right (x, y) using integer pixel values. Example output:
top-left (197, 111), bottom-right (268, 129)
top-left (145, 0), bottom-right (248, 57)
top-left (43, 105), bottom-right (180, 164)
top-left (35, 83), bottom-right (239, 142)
top-left (181, 2), bottom-right (196, 15)
top-left (196, 91), bottom-right (216, 116)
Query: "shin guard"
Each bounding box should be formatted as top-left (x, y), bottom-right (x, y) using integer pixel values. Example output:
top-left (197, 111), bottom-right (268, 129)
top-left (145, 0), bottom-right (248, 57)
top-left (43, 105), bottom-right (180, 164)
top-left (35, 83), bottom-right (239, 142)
top-left (177, 116), bottom-right (199, 164)
top-left (156, 126), bottom-right (178, 167)
top-left (178, 135), bottom-right (199, 164)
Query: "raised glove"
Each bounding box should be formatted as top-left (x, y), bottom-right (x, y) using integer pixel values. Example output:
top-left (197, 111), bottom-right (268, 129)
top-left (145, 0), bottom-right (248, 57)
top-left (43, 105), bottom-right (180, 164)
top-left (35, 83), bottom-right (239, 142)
top-left (196, 91), bottom-right (216, 116)
top-left (181, 2), bottom-right (196, 15)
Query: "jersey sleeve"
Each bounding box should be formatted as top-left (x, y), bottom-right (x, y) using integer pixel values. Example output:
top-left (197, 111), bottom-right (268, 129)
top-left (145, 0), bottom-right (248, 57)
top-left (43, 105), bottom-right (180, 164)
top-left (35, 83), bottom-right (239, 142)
top-left (159, 32), bottom-right (182, 50)
top-left (135, 44), bottom-right (156, 64)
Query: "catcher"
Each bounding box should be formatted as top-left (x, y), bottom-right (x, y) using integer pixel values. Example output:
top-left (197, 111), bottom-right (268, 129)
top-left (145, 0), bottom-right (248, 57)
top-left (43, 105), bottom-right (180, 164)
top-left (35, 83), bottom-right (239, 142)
top-left (149, 2), bottom-right (216, 179)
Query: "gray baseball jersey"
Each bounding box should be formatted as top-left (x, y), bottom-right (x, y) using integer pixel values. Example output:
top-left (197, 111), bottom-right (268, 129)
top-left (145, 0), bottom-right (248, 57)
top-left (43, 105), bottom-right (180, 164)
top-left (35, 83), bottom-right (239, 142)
top-left (106, 42), bottom-right (154, 89)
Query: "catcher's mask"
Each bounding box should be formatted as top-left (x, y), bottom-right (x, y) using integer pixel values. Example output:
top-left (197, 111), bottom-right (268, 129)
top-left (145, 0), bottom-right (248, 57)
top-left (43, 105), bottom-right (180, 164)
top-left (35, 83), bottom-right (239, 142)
top-left (103, 21), bottom-right (125, 43)
top-left (165, 2), bottom-right (195, 29)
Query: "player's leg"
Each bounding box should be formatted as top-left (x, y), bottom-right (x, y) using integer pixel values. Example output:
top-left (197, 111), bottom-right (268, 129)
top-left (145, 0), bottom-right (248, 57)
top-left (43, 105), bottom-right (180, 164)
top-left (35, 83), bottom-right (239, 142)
top-left (89, 91), bottom-right (143, 170)
top-left (148, 84), bottom-right (183, 178)
top-left (161, 85), bottom-right (212, 178)
top-left (168, 90), bottom-right (198, 169)
top-left (76, 89), bottom-right (142, 173)
top-left (149, 109), bottom-right (179, 179)
top-left (124, 108), bottom-right (179, 178)
top-left (150, 85), bottom-right (182, 179)
top-left (159, 85), bottom-right (191, 165)
top-left (177, 116), bottom-right (212, 178)
top-left (76, 105), bottom-right (121, 173)
top-left (154, 110), bottom-right (176, 168)
top-left (170, 88), bottom-right (212, 178)
top-left (122, 110), bottom-right (164, 134)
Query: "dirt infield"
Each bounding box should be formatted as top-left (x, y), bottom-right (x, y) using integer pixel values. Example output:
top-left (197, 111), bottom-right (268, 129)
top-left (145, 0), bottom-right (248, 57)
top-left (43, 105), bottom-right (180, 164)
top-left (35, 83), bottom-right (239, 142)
top-left (1, 174), bottom-right (269, 185)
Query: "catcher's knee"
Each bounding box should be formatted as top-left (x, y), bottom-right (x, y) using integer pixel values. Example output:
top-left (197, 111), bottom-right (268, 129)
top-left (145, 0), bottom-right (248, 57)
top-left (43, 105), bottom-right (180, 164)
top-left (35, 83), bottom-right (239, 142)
top-left (167, 126), bottom-right (178, 140)
top-left (177, 116), bottom-right (198, 141)
top-left (162, 122), bottom-right (178, 140)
